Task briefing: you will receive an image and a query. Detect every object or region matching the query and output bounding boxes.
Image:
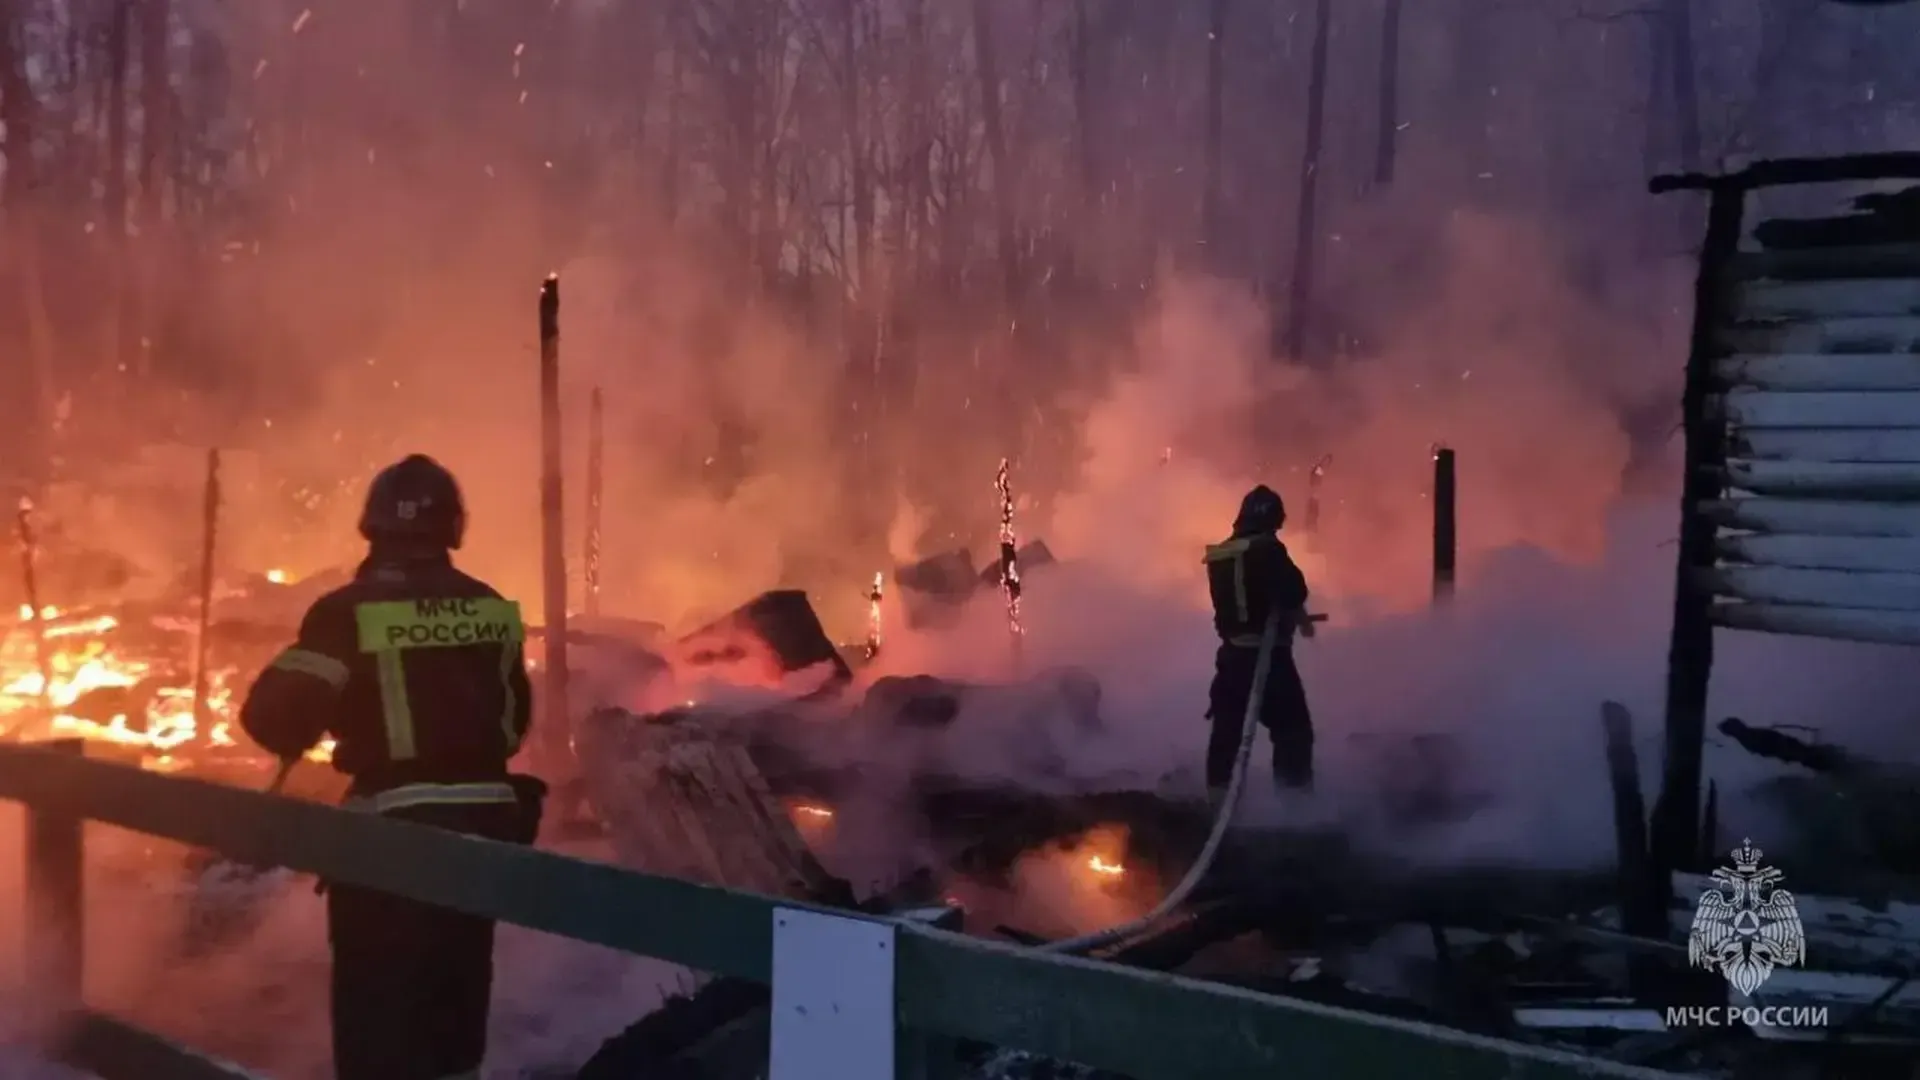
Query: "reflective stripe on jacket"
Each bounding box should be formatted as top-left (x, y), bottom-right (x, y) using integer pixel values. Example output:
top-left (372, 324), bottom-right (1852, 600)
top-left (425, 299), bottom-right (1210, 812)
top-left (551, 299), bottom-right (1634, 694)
top-left (239, 552), bottom-right (534, 794)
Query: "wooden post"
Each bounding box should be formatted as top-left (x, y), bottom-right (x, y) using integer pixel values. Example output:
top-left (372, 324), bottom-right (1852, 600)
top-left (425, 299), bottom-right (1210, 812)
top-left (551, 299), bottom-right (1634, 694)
top-left (190, 449), bottom-right (221, 734)
top-left (994, 458), bottom-right (1023, 675)
top-left (1601, 703), bottom-right (1662, 992)
top-left (14, 497), bottom-right (53, 717)
top-left (1651, 186), bottom-right (1745, 879)
top-left (26, 738), bottom-right (85, 1025)
top-left (538, 275), bottom-right (572, 768)
top-left (584, 386), bottom-right (604, 620)
top-left (1430, 446), bottom-right (1455, 604)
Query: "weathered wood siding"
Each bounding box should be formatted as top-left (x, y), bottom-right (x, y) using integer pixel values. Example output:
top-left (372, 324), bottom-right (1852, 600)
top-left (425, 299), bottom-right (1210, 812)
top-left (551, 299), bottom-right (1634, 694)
top-left (1704, 250), bottom-right (1920, 647)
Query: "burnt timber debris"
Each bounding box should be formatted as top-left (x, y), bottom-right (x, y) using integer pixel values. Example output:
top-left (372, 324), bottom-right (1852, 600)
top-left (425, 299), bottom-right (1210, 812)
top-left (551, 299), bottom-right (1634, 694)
top-left (541, 156), bottom-right (1920, 1080)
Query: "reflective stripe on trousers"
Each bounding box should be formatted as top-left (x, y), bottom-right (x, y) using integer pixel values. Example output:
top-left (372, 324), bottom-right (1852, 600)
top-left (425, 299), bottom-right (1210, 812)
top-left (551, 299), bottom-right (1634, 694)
top-left (344, 781), bottom-right (517, 815)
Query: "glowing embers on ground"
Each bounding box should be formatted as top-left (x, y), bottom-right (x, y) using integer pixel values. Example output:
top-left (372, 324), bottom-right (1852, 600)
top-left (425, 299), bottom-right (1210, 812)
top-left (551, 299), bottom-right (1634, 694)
top-left (1087, 854), bottom-right (1126, 878)
top-left (0, 604), bottom-right (334, 768)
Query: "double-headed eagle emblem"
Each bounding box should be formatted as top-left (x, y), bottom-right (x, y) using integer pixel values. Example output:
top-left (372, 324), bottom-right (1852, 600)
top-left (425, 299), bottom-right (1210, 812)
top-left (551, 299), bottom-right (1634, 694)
top-left (1687, 839), bottom-right (1806, 995)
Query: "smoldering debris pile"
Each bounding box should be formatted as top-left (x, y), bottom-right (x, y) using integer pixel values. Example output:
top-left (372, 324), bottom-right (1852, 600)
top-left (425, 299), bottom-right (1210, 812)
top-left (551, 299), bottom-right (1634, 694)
top-left (552, 567), bottom-right (1920, 1078)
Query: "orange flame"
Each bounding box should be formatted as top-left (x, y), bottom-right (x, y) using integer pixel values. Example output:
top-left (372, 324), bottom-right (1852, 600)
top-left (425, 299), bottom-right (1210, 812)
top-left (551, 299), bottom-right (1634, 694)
top-left (1087, 855), bottom-right (1125, 877)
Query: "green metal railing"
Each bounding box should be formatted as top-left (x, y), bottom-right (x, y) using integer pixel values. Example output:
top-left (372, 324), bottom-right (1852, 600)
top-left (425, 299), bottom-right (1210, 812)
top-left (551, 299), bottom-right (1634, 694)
top-left (0, 740), bottom-right (1680, 1079)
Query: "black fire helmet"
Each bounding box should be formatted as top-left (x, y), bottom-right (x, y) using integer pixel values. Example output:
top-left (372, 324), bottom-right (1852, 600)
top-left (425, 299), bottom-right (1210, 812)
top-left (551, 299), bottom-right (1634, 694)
top-left (357, 454), bottom-right (468, 550)
top-left (1233, 484), bottom-right (1285, 535)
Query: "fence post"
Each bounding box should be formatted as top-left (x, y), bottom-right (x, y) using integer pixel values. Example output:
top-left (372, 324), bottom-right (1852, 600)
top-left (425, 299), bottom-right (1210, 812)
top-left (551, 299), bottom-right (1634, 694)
top-left (770, 907), bottom-right (894, 1080)
top-left (1431, 446), bottom-right (1456, 604)
top-left (25, 738), bottom-right (85, 1026)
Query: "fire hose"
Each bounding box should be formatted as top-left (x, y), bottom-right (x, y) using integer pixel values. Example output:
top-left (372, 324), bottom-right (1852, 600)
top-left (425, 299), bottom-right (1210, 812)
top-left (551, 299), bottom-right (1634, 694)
top-left (1038, 605), bottom-right (1307, 956)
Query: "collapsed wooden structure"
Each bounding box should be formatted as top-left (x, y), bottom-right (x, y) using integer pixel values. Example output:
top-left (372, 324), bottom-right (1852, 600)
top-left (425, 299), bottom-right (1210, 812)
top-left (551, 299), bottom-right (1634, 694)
top-left (554, 153), bottom-right (1920, 1080)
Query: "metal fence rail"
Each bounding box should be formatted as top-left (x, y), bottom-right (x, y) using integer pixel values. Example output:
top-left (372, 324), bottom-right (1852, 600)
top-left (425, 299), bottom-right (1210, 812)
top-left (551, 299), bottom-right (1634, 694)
top-left (0, 741), bottom-right (1681, 1079)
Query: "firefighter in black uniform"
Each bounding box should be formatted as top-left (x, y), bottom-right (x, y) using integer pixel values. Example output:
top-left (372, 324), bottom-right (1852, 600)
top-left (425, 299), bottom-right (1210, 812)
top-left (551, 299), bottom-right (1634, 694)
top-left (1203, 485), bottom-right (1315, 802)
top-left (239, 454), bottom-right (541, 1080)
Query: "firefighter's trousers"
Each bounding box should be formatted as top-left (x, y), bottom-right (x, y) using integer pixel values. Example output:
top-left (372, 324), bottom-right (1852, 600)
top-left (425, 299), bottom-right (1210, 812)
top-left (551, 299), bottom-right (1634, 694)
top-left (1206, 641), bottom-right (1314, 792)
top-left (328, 799), bottom-right (527, 1080)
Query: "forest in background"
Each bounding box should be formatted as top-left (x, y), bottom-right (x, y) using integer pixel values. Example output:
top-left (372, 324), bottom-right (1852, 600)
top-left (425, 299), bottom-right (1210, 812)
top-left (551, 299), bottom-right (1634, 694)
top-left (1, 0), bottom-right (1917, 615)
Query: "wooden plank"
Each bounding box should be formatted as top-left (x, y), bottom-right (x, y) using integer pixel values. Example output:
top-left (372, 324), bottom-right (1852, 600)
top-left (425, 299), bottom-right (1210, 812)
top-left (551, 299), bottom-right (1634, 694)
top-left (891, 927), bottom-right (1680, 1080)
top-left (1721, 458), bottom-right (1920, 497)
top-left (1719, 389), bottom-right (1920, 429)
top-left (1702, 497), bottom-right (1920, 537)
top-left (1716, 533), bottom-right (1920, 574)
top-left (0, 744), bottom-right (784, 980)
top-left (1728, 278), bottom-right (1920, 321)
top-left (1728, 243), bottom-right (1920, 282)
top-left (1722, 458), bottom-right (1920, 497)
top-left (1708, 601), bottom-right (1920, 647)
top-left (1716, 353), bottom-right (1920, 392)
top-left (1716, 316), bottom-right (1920, 355)
top-left (1694, 564), bottom-right (1920, 611)
top-left (1730, 427), bottom-right (1920, 462)
top-left (58, 1011), bottom-right (266, 1080)
top-left (582, 714), bottom-right (829, 899)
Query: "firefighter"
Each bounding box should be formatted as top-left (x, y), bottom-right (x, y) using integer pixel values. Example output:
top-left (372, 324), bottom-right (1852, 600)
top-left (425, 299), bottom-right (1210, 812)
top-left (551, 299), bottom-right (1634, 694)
top-left (239, 453), bottom-right (542, 1080)
top-left (1202, 484), bottom-right (1315, 803)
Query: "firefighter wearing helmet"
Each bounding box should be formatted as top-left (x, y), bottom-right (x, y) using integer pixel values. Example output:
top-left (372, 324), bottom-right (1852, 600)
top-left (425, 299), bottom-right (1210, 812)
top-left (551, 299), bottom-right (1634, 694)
top-left (239, 453), bottom-right (542, 1080)
top-left (1202, 484), bottom-right (1316, 802)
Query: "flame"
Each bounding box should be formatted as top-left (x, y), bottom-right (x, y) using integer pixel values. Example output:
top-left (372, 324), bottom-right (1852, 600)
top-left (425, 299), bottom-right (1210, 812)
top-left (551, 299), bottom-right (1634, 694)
top-left (0, 605), bottom-right (334, 768)
top-left (1087, 855), bottom-right (1125, 877)
top-left (864, 571), bottom-right (883, 661)
top-left (264, 568), bottom-right (292, 585)
top-left (792, 803), bottom-right (833, 819)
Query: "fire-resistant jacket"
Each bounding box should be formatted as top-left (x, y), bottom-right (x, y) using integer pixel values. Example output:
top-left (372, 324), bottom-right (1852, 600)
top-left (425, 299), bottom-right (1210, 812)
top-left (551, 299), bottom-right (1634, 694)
top-left (239, 551), bottom-right (533, 813)
top-left (1203, 532), bottom-right (1309, 648)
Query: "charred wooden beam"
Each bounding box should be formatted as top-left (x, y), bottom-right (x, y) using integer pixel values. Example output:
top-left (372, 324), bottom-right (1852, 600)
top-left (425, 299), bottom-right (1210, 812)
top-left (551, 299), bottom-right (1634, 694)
top-left (574, 709), bottom-right (842, 902)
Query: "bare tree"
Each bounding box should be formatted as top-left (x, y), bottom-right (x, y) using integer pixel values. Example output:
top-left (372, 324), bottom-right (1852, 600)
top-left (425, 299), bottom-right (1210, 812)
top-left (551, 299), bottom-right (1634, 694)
top-left (971, 0), bottom-right (1020, 311)
top-left (1200, 0), bottom-right (1227, 256)
top-left (1279, 0), bottom-right (1333, 361)
top-left (1373, 0), bottom-right (1403, 186)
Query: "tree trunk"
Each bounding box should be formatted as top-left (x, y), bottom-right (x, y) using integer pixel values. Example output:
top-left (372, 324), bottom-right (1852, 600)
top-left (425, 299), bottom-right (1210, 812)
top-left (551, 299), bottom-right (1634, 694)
top-left (1449, 0), bottom-right (1492, 192)
top-left (0, 1), bottom-right (58, 490)
top-left (1278, 0), bottom-right (1332, 361)
top-left (1661, 0), bottom-right (1701, 172)
top-left (1372, 0), bottom-right (1403, 187)
top-left (105, 0), bottom-right (133, 376)
top-left (661, 28), bottom-right (683, 223)
top-left (135, 0), bottom-right (172, 382)
top-left (839, 0), bottom-right (872, 299)
top-left (105, 1), bottom-right (130, 239)
top-left (900, 0), bottom-right (932, 279)
top-left (1200, 0), bottom-right (1226, 259)
top-left (0, 0), bottom-right (37, 209)
top-left (1071, 0), bottom-right (1100, 277)
top-left (1641, 15), bottom-right (1668, 177)
top-left (970, 0), bottom-right (1020, 311)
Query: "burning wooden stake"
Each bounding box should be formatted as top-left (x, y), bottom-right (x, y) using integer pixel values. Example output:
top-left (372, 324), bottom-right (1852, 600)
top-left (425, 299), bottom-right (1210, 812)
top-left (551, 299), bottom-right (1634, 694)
top-left (995, 457), bottom-right (1023, 670)
top-left (864, 571), bottom-right (884, 662)
top-left (584, 386), bottom-right (604, 619)
top-left (191, 449), bottom-right (222, 732)
top-left (1304, 454), bottom-right (1331, 535)
top-left (14, 497), bottom-right (52, 713)
top-left (1431, 445), bottom-right (1456, 604)
top-left (538, 274), bottom-right (572, 768)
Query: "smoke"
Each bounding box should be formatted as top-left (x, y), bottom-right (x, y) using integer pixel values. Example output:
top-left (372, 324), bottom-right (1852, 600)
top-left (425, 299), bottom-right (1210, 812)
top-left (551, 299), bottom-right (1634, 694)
top-left (5, 4), bottom-right (1920, 1074)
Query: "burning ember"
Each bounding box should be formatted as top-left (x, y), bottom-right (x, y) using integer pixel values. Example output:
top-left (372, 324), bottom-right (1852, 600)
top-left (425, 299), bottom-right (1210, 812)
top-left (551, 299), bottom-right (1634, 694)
top-left (0, 601), bottom-right (333, 770)
top-left (792, 803), bottom-right (834, 820)
top-left (1087, 855), bottom-right (1126, 877)
top-left (863, 572), bottom-right (883, 662)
